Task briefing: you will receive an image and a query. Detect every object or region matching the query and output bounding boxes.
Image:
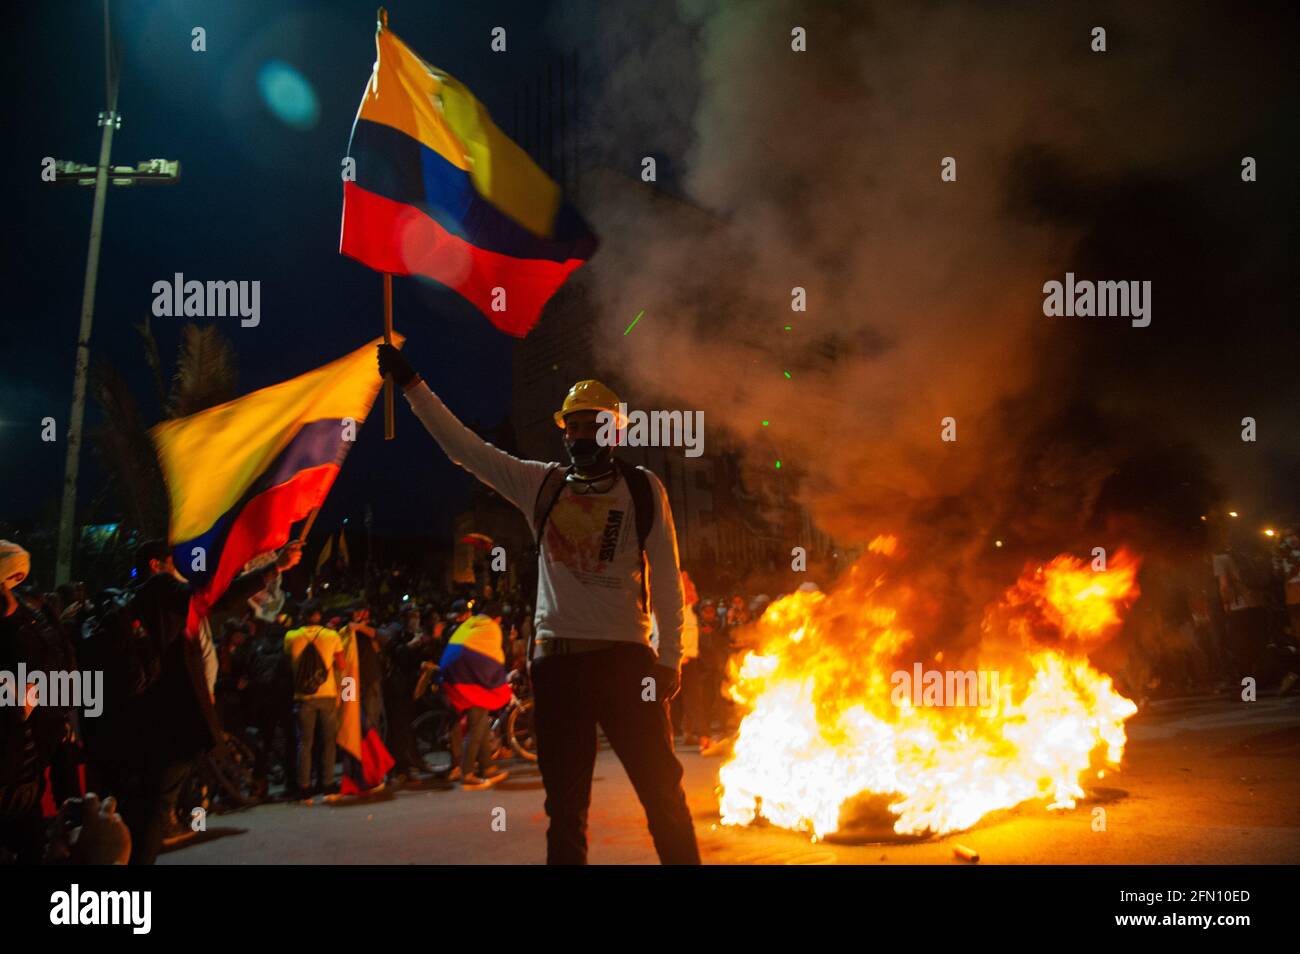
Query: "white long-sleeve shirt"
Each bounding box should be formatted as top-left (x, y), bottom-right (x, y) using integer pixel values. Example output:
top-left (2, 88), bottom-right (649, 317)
top-left (404, 381), bottom-right (686, 670)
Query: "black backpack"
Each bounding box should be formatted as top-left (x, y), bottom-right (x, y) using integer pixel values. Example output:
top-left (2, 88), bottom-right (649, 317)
top-left (247, 635), bottom-right (287, 689)
top-left (293, 628), bottom-right (329, 695)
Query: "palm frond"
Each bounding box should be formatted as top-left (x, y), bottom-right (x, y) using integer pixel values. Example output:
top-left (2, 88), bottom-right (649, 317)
top-left (88, 360), bottom-right (169, 537)
top-left (167, 324), bottom-right (239, 419)
top-left (134, 319), bottom-right (166, 409)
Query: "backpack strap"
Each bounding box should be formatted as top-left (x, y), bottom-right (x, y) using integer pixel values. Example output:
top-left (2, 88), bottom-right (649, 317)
top-left (530, 460), bottom-right (659, 612)
top-left (614, 459), bottom-right (657, 614)
top-left (614, 458), bottom-right (656, 555)
top-left (531, 463), bottom-right (570, 546)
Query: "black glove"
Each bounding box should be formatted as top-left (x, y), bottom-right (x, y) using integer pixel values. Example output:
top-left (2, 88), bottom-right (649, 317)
top-left (377, 343), bottom-right (417, 389)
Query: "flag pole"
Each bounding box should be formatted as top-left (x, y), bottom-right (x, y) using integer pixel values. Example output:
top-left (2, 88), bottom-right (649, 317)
top-left (383, 272), bottom-right (395, 439)
top-left (376, 9), bottom-right (394, 441)
top-left (297, 506), bottom-right (322, 545)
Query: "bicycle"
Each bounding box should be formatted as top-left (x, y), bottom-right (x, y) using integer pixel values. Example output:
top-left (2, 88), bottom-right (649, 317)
top-left (411, 666), bottom-right (537, 767)
top-left (173, 730), bottom-right (261, 831)
top-left (499, 669), bottom-right (537, 762)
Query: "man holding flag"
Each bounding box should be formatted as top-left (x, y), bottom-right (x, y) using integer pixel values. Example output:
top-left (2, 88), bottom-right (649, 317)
top-left (379, 345), bottom-right (700, 865)
top-left (345, 12), bottom-right (696, 862)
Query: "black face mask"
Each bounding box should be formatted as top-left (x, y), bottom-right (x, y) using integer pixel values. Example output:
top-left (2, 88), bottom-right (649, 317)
top-left (565, 437), bottom-right (613, 475)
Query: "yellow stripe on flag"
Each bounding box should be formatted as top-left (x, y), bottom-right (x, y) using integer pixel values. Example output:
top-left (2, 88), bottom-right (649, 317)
top-left (151, 336), bottom-right (400, 544)
top-left (357, 28), bottom-right (562, 239)
top-left (449, 615), bottom-right (505, 664)
top-left (337, 625), bottom-right (362, 760)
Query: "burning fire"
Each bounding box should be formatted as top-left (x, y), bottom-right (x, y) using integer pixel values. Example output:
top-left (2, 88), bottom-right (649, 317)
top-left (717, 542), bottom-right (1141, 839)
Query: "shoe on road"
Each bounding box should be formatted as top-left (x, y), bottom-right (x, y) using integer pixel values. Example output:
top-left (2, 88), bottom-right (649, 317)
top-left (461, 771), bottom-right (506, 790)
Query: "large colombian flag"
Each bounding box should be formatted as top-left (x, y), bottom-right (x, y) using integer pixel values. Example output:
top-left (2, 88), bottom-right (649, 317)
top-left (438, 615), bottom-right (512, 712)
top-left (340, 19), bottom-right (597, 336)
top-left (151, 337), bottom-right (396, 630)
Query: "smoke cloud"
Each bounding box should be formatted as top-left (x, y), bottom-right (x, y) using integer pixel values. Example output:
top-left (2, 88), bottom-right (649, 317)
top-left (552, 0), bottom-right (1297, 630)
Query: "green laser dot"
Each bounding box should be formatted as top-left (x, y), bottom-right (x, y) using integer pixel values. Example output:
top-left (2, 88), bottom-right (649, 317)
top-left (783, 371), bottom-right (792, 379)
top-left (775, 460), bottom-right (782, 469)
top-left (761, 420), bottom-right (769, 427)
top-left (784, 325), bottom-right (792, 331)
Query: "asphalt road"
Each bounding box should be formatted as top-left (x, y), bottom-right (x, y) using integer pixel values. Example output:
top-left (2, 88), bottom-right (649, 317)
top-left (159, 693), bottom-right (1300, 865)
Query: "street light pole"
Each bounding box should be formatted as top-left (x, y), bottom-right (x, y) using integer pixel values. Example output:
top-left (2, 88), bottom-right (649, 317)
top-left (52, 2), bottom-right (179, 584)
top-left (55, 0), bottom-right (119, 585)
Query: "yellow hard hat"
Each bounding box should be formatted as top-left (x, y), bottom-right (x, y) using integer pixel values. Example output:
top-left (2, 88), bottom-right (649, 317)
top-left (554, 379), bottom-right (624, 428)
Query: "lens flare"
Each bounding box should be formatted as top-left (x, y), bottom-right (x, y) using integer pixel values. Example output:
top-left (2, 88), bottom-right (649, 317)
top-left (257, 60), bottom-right (320, 130)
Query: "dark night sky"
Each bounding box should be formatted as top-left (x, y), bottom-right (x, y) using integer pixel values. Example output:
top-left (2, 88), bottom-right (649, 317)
top-left (2, 0), bottom-right (570, 544)
top-left (2, 1), bottom-right (1297, 581)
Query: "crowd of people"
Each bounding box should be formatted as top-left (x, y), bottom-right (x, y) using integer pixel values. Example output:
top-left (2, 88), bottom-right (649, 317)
top-left (4, 509), bottom-right (1297, 865)
top-left (0, 532), bottom-right (770, 865)
top-left (1113, 526), bottom-right (1300, 702)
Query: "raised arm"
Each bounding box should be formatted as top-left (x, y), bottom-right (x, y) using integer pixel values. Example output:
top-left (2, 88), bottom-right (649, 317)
top-left (379, 344), bottom-right (550, 516)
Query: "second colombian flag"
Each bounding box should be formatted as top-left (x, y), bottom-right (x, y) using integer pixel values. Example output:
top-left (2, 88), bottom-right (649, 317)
top-left (151, 337), bottom-right (395, 627)
top-left (340, 19), bottom-right (597, 336)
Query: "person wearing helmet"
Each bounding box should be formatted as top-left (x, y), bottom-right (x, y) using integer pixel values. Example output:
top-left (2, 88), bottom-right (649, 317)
top-left (378, 343), bottom-right (699, 865)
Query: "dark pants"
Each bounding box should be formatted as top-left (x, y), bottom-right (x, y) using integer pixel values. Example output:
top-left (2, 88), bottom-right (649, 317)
top-left (672, 658), bottom-right (702, 738)
top-left (383, 680), bottom-right (421, 774)
top-left (460, 706), bottom-right (494, 776)
top-left (531, 643), bottom-right (700, 865)
top-left (696, 658), bottom-right (725, 734)
top-left (118, 758), bottom-right (192, 865)
top-left (1225, 607), bottom-right (1271, 685)
top-left (249, 690), bottom-right (294, 788)
top-left (295, 697), bottom-right (338, 793)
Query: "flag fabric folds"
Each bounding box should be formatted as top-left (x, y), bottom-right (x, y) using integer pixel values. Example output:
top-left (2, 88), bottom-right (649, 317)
top-left (151, 337), bottom-right (396, 627)
top-left (337, 625), bottom-right (394, 794)
top-left (340, 23), bottom-right (597, 336)
top-left (437, 615), bottom-right (511, 712)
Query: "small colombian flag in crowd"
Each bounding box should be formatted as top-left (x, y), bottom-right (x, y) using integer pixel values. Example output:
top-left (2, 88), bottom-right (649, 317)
top-left (339, 14), bottom-right (597, 336)
top-left (150, 337), bottom-right (395, 630)
top-left (438, 615), bottom-right (512, 712)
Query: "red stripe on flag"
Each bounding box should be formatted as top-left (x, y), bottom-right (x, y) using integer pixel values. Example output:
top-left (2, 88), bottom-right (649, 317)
top-left (340, 181), bottom-right (584, 336)
top-left (190, 464), bottom-right (340, 627)
top-left (443, 682), bottom-right (513, 712)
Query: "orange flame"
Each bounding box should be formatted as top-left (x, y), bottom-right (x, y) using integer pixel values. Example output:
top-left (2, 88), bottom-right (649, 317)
top-left (717, 548), bottom-right (1140, 839)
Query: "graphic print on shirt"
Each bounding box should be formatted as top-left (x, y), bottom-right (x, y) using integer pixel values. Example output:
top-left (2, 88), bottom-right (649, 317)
top-left (543, 492), bottom-right (631, 588)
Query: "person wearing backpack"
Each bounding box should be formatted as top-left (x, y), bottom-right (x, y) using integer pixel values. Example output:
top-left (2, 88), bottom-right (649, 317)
top-left (241, 618), bottom-right (293, 796)
top-left (284, 600), bottom-right (345, 798)
top-left (379, 344), bottom-right (699, 865)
